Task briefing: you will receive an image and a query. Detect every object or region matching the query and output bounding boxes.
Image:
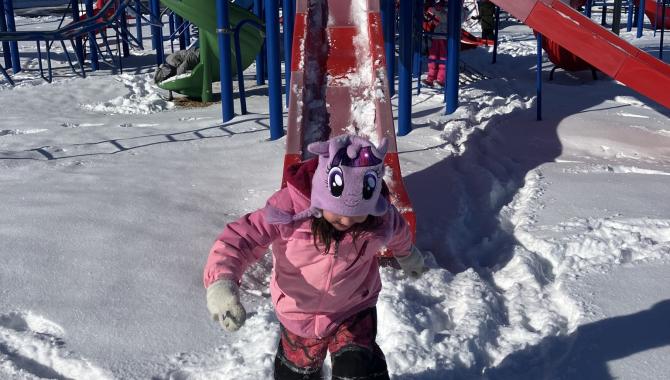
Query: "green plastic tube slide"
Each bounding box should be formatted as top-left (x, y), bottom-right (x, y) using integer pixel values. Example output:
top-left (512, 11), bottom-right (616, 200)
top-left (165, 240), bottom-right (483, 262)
top-left (158, 0), bottom-right (264, 101)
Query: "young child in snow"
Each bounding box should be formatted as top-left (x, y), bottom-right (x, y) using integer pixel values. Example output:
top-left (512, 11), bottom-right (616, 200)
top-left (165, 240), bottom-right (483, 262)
top-left (423, 0), bottom-right (448, 87)
top-left (204, 134), bottom-right (425, 379)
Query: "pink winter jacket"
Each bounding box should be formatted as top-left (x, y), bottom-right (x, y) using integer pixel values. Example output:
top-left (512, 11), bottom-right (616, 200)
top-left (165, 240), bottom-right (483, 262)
top-left (203, 159), bottom-right (413, 339)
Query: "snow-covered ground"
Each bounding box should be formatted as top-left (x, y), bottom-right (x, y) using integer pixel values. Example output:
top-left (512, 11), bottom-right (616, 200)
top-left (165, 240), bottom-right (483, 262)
top-left (1, 8), bottom-right (670, 380)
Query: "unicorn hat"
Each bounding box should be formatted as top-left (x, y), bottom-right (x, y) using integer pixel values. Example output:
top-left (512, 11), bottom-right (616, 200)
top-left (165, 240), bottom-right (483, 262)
top-left (308, 134), bottom-right (388, 217)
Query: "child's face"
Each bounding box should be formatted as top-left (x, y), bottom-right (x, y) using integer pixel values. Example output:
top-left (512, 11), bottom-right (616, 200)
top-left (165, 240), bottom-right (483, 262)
top-left (322, 210), bottom-right (368, 231)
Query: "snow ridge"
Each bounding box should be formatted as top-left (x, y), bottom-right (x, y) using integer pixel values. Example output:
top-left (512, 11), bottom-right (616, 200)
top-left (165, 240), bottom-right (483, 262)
top-left (82, 74), bottom-right (173, 115)
top-left (0, 311), bottom-right (112, 379)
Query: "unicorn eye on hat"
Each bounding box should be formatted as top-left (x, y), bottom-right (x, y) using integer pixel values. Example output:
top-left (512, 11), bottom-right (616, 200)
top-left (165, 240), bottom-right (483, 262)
top-left (264, 134), bottom-right (389, 224)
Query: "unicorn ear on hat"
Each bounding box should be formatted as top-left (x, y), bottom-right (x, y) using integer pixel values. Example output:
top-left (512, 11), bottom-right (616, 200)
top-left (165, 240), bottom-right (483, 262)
top-left (306, 140), bottom-right (331, 156)
top-left (374, 137), bottom-right (389, 158)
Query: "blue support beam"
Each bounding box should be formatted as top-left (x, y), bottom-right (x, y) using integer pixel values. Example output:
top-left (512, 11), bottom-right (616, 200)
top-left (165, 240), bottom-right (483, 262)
top-left (637, 0), bottom-right (646, 37)
top-left (253, 0), bottom-right (265, 85)
top-left (265, 0), bottom-right (283, 140)
top-left (84, 0), bottom-right (99, 71)
top-left (0, 0), bottom-right (12, 69)
top-left (71, 0), bottom-right (85, 65)
top-left (3, 0), bottom-right (21, 73)
top-left (627, 0), bottom-right (634, 32)
top-left (381, 0), bottom-right (395, 97)
top-left (282, 0), bottom-right (295, 107)
top-left (661, 0), bottom-right (667, 59)
top-left (216, 0), bottom-right (235, 122)
top-left (135, 0), bottom-right (143, 49)
top-left (150, 0), bottom-right (164, 64)
top-left (536, 32), bottom-right (543, 121)
top-left (492, 6), bottom-right (500, 64)
top-left (445, 0), bottom-right (461, 114)
top-left (397, 0), bottom-right (412, 136)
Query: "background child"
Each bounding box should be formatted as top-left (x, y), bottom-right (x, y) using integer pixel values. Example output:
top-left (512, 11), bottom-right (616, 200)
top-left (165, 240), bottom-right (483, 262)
top-left (424, 0), bottom-right (448, 87)
top-left (204, 134), bottom-right (425, 379)
top-left (477, 0), bottom-right (496, 41)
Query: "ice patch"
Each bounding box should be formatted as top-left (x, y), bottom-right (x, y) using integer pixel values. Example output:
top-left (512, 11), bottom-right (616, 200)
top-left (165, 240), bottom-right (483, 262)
top-left (617, 112), bottom-right (649, 119)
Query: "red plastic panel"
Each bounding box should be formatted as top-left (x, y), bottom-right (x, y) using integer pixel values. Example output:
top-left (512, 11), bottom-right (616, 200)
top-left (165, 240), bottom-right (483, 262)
top-left (286, 72), bottom-right (304, 155)
top-left (283, 0), bottom-right (417, 250)
top-left (615, 56), bottom-right (670, 108)
top-left (281, 154), bottom-right (303, 189)
top-left (291, 13), bottom-right (307, 72)
top-left (384, 153), bottom-right (417, 245)
top-left (326, 27), bottom-right (359, 77)
top-left (490, 0), bottom-right (540, 23)
top-left (540, 33), bottom-right (593, 71)
top-left (551, 1), bottom-right (640, 56)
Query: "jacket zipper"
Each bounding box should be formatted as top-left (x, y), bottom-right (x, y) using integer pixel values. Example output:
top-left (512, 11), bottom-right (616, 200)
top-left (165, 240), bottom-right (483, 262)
top-left (315, 241), bottom-right (338, 337)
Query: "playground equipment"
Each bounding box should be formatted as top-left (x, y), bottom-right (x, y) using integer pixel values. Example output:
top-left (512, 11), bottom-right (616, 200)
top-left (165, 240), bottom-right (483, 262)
top-left (0, 0), bottom-right (143, 84)
top-left (156, 0), bottom-right (264, 102)
top-left (634, 0), bottom-right (670, 29)
top-left (282, 0), bottom-right (416, 253)
top-left (488, 0), bottom-right (670, 110)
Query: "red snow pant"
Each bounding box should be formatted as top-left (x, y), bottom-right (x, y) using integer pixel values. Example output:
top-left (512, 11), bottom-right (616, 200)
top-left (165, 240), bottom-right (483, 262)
top-left (426, 38), bottom-right (447, 85)
top-left (273, 307), bottom-right (389, 380)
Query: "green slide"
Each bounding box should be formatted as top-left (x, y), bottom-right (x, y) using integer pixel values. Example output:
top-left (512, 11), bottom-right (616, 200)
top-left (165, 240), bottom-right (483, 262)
top-left (158, 0), bottom-right (264, 101)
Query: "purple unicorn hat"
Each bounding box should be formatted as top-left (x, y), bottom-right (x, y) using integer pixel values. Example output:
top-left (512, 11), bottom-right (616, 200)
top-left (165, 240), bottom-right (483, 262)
top-left (309, 134), bottom-right (388, 217)
top-left (265, 134), bottom-right (389, 224)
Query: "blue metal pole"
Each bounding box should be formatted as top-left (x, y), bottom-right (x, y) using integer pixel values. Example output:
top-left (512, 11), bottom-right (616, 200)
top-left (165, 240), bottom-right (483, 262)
top-left (585, 0), bottom-right (593, 17)
top-left (120, 6), bottom-right (130, 57)
top-left (661, 0), bottom-right (666, 59)
top-left (265, 0), bottom-right (283, 139)
top-left (168, 12), bottom-right (175, 50)
top-left (601, 1), bottom-right (608, 26)
top-left (253, 0), bottom-right (265, 85)
top-left (150, 0), bottom-right (164, 63)
top-left (445, 0), bottom-right (461, 114)
top-left (4, 0), bottom-right (21, 73)
top-left (282, 0), bottom-right (294, 107)
top-left (175, 14), bottom-right (186, 50)
top-left (637, 0), bottom-right (646, 37)
top-left (0, 0), bottom-right (12, 69)
top-left (412, 0), bottom-right (423, 79)
top-left (84, 0), bottom-right (99, 71)
top-left (381, 0), bottom-right (395, 97)
top-left (536, 32), bottom-right (543, 121)
top-left (492, 6), bottom-right (500, 64)
top-left (71, 0), bottom-right (85, 67)
top-left (216, 0), bottom-right (235, 122)
top-left (397, 0), bottom-right (412, 136)
top-left (627, 0), bottom-right (634, 31)
top-left (135, 0), bottom-right (143, 49)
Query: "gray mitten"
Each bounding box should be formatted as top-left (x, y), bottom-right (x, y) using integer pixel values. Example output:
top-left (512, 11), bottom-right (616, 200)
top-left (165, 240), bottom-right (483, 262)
top-left (396, 245), bottom-right (426, 278)
top-left (206, 279), bottom-right (247, 332)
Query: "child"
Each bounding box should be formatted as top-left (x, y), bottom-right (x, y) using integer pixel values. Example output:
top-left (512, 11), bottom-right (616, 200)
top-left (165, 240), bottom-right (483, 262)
top-left (477, 0), bottom-right (496, 41)
top-left (204, 134), bottom-right (425, 379)
top-left (423, 0), bottom-right (448, 87)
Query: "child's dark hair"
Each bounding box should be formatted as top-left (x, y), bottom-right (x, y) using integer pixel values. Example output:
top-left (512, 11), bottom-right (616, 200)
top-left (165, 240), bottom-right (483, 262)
top-left (311, 215), bottom-right (383, 254)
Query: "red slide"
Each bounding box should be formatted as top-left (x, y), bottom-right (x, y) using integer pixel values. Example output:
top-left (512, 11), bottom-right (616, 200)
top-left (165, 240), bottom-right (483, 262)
top-left (282, 0), bottom-right (416, 253)
top-left (491, 0), bottom-right (670, 109)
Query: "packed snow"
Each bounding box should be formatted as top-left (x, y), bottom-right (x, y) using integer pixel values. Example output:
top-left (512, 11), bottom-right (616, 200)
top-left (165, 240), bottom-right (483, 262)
top-left (1, 5), bottom-right (669, 380)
